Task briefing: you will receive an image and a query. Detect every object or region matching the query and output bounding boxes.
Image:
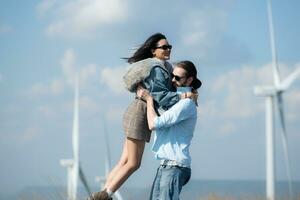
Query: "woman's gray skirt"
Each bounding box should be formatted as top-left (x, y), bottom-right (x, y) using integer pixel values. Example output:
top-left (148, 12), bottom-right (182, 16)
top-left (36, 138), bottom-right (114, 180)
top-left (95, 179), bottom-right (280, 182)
top-left (123, 98), bottom-right (151, 143)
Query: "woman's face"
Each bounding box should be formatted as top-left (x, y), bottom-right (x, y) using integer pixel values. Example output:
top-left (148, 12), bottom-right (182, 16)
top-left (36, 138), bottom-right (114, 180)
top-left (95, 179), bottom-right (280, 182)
top-left (152, 39), bottom-right (172, 61)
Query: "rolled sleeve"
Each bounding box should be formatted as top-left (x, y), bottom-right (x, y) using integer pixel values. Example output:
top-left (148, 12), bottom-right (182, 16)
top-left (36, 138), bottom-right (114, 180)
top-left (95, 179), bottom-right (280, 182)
top-left (154, 117), bottom-right (160, 129)
top-left (153, 99), bottom-right (196, 129)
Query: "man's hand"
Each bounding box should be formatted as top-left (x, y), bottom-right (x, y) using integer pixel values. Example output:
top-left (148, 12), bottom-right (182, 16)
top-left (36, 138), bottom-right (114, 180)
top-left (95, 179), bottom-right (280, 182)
top-left (137, 86), bottom-right (152, 102)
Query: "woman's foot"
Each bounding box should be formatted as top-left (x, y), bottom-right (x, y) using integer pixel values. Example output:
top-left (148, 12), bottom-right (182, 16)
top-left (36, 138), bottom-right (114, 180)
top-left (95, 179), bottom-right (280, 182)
top-left (87, 190), bottom-right (112, 200)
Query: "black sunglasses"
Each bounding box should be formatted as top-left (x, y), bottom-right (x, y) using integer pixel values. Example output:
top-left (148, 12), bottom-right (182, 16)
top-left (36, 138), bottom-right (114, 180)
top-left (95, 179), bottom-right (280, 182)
top-left (155, 44), bottom-right (172, 50)
top-left (172, 73), bottom-right (186, 81)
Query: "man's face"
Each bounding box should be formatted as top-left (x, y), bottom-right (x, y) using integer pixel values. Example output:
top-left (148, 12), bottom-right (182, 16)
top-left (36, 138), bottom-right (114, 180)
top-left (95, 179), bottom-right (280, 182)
top-left (172, 67), bottom-right (190, 88)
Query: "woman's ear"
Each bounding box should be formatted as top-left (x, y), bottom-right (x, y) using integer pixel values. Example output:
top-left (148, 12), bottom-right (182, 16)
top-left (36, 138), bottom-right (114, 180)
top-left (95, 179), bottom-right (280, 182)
top-left (151, 49), bottom-right (156, 57)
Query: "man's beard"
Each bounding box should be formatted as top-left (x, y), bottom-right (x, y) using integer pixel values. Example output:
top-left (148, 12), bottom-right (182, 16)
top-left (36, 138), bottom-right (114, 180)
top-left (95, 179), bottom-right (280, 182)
top-left (173, 81), bottom-right (187, 88)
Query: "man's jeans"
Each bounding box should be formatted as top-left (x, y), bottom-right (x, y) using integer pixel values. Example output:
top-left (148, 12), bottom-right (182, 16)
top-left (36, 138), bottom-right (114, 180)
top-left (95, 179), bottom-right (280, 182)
top-left (149, 165), bottom-right (191, 200)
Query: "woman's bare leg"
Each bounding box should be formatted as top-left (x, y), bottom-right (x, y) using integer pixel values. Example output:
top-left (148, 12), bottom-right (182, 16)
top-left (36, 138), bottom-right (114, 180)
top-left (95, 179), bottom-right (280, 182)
top-left (103, 140), bottom-right (128, 189)
top-left (106, 137), bottom-right (145, 192)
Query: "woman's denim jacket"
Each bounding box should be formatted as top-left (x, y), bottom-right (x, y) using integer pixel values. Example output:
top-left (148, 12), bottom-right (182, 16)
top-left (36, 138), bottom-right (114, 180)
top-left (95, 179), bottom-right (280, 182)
top-left (123, 58), bottom-right (180, 111)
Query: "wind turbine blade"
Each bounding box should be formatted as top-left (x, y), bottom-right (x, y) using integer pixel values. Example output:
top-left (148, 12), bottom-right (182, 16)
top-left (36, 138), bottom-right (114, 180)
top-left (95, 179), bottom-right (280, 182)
top-left (79, 165), bottom-right (92, 196)
top-left (103, 116), bottom-right (111, 176)
top-left (71, 75), bottom-right (79, 199)
top-left (276, 93), bottom-right (293, 199)
top-left (267, 0), bottom-right (281, 86)
top-left (114, 190), bottom-right (124, 200)
top-left (73, 75), bottom-right (79, 162)
top-left (276, 93), bottom-right (286, 134)
top-left (102, 117), bottom-right (124, 200)
top-left (279, 66), bottom-right (300, 91)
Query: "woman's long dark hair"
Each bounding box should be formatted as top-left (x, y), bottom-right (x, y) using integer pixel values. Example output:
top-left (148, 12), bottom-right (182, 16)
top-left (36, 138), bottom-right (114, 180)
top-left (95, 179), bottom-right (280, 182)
top-left (126, 33), bottom-right (166, 64)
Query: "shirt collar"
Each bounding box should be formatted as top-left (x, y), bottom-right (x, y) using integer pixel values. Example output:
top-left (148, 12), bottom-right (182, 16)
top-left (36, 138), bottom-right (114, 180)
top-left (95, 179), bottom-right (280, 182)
top-left (176, 87), bottom-right (192, 94)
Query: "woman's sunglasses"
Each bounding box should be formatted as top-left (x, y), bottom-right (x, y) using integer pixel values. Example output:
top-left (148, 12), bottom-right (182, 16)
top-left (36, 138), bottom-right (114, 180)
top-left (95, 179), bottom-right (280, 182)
top-left (155, 44), bottom-right (172, 50)
top-left (172, 73), bottom-right (186, 81)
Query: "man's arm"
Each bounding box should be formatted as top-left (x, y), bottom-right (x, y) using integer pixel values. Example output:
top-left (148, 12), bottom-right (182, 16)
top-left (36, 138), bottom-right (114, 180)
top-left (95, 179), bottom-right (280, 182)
top-left (137, 87), bottom-right (196, 130)
top-left (145, 96), bottom-right (157, 130)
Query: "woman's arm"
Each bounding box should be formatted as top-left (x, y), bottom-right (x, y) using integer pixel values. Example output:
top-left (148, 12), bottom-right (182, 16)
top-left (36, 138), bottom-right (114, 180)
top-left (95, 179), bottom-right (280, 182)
top-left (137, 87), bottom-right (157, 130)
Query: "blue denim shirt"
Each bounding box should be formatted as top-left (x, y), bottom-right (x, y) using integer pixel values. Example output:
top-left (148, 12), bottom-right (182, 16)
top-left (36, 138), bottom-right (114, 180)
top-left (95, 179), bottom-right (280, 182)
top-left (143, 66), bottom-right (180, 111)
top-left (152, 87), bottom-right (197, 167)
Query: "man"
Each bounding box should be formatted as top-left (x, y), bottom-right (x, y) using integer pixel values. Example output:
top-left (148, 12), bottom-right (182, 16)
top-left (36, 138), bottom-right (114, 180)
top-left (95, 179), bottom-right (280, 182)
top-left (137, 60), bottom-right (202, 200)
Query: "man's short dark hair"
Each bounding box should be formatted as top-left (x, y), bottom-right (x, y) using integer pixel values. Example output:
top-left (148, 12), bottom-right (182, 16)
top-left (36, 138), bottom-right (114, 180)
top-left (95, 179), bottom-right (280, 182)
top-left (175, 61), bottom-right (202, 89)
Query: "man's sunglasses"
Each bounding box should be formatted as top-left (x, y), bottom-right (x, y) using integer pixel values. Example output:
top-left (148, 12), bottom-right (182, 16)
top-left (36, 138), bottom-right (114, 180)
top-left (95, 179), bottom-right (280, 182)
top-left (155, 44), bottom-right (172, 50)
top-left (172, 73), bottom-right (186, 81)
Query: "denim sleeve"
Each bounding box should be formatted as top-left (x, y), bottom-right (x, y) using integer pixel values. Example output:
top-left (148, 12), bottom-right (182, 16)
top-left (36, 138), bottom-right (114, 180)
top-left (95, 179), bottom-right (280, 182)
top-left (145, 67), bottom-right (180, 110)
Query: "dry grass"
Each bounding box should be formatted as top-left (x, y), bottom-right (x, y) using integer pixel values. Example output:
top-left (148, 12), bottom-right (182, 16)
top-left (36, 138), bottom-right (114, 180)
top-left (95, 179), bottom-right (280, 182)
top-left (197, 193), bottom-right (300, 200)
top-left (16, 191), bottom-right (300, 200)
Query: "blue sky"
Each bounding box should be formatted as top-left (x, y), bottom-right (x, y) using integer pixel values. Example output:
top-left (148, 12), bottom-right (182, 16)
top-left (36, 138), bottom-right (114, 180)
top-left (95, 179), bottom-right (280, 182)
top-left (1, 0), bottom-right (300, 196)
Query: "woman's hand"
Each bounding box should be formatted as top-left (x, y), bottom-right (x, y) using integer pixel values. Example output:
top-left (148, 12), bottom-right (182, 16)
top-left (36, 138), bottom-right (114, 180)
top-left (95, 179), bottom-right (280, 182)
top-left (137, 86), bottom-right (152, 102)
top-left (182, 90), bottom-right (198, 106)
top-left (191, 89), bottom-right (199, 106)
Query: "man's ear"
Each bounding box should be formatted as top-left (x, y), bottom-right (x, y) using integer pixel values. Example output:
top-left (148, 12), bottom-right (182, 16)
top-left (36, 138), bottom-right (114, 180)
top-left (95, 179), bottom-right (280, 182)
top-left (187, 77), bottom-right (194, 86)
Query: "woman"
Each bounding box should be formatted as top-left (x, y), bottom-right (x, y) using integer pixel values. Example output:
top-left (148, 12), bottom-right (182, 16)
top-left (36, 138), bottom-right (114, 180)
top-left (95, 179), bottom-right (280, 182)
top-left (89, 33), bottom-right (194, 200)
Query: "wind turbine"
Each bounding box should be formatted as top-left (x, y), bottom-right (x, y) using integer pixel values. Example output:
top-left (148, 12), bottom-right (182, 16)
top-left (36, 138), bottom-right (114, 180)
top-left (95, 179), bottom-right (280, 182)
top-left (60, 75), bottom-right (91, 200)
top-left (254, 0), bottom-right (300, 199)
top-left (95, 117), bottom-right (124, 200)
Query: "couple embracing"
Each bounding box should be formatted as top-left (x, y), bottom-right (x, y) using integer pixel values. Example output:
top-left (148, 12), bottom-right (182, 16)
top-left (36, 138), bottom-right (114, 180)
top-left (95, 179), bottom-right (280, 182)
top-left (89, 33), bottom-right (202, 200)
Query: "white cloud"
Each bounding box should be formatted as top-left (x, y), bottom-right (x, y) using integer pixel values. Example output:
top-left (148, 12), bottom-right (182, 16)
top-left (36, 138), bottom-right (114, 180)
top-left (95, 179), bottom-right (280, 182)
top-left (219, 121), bottom-right (236, 136)
top-left (0, 24), bottom-right (12, 34)
top-left (61, 48), bottom-right (97, 87)
top-left (209, 65), bottom-right (261, 118)
top-left (38, 0), bottom-right (128, 37)
top-left (23, 49), bottom-right (97, 98)
top-left (203, 63), bottom-right (300, 135)
top-left (26, 83), bottom-right (49, 97)
top-left (21, 126), bottom-right (40, 142)
top-left (100, 66), bottom-right (128, 94)
top-left (181, 8), bottom-right (226, 47)
top-left (50, 78), bottom-right (65, 95)
top-left (105, 106), bottom-right (125, 122)
top-left (209, 63), bottom-right (300, 118)
top-left (79, 96), bottom-right (100, 113)
top-left (37, 105), bottom-right (56, 118)
top-left (177, 4), bottom-right (250, 66)
top-left (60, 95), bottom-right (102, 119)
top-left (198, 99), bottom-right (218, 118)
top-left (25, 78), bottom-right (64, 97)
top-left (36, 0), bottom-right (57, 17)
top-left (79, 64), bottom-right (97, 85)
top-left (61, 48), bottom-right (76, 84)
top-left (285, 90), bottom-right (300, 121)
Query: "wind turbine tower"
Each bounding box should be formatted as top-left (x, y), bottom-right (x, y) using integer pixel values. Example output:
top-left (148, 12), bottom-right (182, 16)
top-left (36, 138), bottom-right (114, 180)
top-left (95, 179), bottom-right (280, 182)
top-left (60, 76), bottom-right (91, 200)
top-left (254, 0), bottom-right (300, 199)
